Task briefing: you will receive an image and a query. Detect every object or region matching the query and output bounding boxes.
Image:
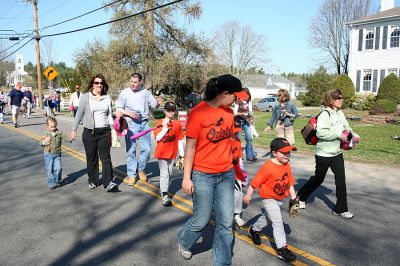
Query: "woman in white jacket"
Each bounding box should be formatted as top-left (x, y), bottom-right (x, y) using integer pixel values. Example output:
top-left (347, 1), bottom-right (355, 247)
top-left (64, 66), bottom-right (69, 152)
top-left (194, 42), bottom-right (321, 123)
top-left (69, 85), bottom-right (81, 117)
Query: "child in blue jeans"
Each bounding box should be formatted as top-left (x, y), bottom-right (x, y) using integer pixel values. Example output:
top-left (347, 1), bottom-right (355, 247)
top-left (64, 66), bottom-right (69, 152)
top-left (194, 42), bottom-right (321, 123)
top-left (40, 117), bottom-right (72, 189)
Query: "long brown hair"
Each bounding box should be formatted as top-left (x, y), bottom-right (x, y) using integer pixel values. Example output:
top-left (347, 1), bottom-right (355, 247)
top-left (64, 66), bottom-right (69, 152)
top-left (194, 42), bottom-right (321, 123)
top-left (278, 89), bottom-right (290, 103)
top-left (242, 87), bottom-right (251, 101)
top-left (87, 74), bottom-right (109, 95)
top-left (321, 89), bottom-right (343, 108)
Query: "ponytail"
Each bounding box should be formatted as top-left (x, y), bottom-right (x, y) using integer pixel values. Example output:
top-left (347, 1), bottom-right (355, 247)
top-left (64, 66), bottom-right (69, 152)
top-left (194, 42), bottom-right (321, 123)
top-left (204, 78), bottom-right (219, 101)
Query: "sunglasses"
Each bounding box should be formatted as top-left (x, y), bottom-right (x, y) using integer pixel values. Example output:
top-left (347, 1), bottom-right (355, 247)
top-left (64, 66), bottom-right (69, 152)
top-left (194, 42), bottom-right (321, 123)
top-left (336, 96), bottom-right (344, 100)
top-left (93, 81), bottom-right (104, 85)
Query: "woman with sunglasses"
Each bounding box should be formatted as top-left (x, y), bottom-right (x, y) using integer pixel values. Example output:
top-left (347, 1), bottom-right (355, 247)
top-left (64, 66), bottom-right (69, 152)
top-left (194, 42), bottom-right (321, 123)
top-left (70, 74), bottom-right (118, 192)
top-left (296, 89), bottom-right (360, 219)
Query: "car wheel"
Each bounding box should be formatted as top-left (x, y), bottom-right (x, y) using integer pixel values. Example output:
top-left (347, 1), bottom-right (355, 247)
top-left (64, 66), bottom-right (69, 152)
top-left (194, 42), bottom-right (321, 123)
top-left (268, 106), bottom-right (273, 112)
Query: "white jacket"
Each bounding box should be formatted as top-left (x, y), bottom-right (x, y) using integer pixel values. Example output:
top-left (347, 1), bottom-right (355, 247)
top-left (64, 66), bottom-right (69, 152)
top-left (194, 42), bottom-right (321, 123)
top-left (69, 91), bottom-right (80, 107)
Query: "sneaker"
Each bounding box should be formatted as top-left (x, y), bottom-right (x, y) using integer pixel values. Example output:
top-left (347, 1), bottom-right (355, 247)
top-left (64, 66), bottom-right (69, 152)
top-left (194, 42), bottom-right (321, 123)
top-left (332, 210), bottom-right (354, 219)
top-left (88, 183), bottom-right (97, 189)
top-left (14, 123), bottom-right (20, 128)
top-left (178, 244), bottom-right (192, 260)
top-left (234, 214), bottom-right (245, 227)
top-left (248, 226), bottom-right (261, 245)
top-left (49, 185), bottom-right (57, 190)
top-left (298, 201), bottom-right (306, 209)
top-left (106, 182), bottom-right (118, 192)
top-left (247, 156), bottom-right (258, 162)
top-left (277, 246), bottom-right (297, 262)
top-left (138, 171), bottom-right (147, 182)
top-left (162, 194), bottom-right (172, 206)
top-left (125, 176), bottom-right (138, 186)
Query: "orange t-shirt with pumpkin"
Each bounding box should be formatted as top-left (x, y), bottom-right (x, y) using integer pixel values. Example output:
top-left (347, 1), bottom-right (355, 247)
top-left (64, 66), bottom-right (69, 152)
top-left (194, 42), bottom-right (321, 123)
top-left (154, 120), bottom-right (184, 160)
top-left (250, 160), bottom-right (294, 200)
top-left (186, 101), bottom-right (234, 174)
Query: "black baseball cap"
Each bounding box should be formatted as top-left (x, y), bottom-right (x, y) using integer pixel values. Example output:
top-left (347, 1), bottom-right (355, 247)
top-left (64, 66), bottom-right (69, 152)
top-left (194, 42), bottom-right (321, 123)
top-left (164, 101), bottom-right (177, 112)
top-left (270, 138), bottom-right (297, 153)
top-left (216, 74), bottom-right (248, 100)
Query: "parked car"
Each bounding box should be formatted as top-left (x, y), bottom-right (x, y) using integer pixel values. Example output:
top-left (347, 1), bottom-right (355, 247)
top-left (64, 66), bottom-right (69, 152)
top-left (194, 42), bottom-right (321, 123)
top-left (254, 96), bottom-right (278, 112)
top-left (185, 93), bottom-right (202, 108)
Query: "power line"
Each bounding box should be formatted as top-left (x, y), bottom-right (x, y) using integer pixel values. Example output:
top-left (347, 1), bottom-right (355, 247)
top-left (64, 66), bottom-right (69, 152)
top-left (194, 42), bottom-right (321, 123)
top-left (0, 33), bottom-right (33, 54)
top-left (0, 37), bottom-right (33, 61)
top-left (42, 0), bottom-right (125, 31)
top-left (40, 0), bottom-right (184, 38)
top-left (39, 0), bottom-right (70, 18)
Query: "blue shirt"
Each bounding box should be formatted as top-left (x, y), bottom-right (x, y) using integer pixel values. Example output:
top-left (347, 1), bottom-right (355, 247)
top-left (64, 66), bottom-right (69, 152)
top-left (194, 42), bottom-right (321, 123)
top-left (9, 89), bottom-right (24, 107)
top-left (115, 87), bottom-right (158, 122)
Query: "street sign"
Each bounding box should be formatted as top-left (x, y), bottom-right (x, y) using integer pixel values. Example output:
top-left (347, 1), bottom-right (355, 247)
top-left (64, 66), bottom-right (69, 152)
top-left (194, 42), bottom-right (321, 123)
top-left (43, 66), bottom-right (58, 81)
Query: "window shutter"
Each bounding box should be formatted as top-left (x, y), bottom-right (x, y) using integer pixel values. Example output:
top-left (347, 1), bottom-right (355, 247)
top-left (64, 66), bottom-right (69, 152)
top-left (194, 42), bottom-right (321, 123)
top-left (382, 26), bottom-right (388, 49)
top-left (380, 69), bottom-right (385, 86)
top-left (375, 27), bottom-right (380, 50)
top-left (358, 29), bottom-right (363, 51)
top-left (356, 70), bottom-right (361, 92)
top-left (372, 70), bottom-right (378, 92)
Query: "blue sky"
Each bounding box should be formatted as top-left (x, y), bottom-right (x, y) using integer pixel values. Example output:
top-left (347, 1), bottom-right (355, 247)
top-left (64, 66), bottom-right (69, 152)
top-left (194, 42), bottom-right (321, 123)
top-left (0, 0), bottom-right (398, 74)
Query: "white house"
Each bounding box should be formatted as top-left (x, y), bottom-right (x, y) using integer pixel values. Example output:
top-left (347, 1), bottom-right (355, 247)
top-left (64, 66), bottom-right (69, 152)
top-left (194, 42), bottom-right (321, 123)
top-left (241, 74), bottom-right (304, 99)
top-left (347, 0), bottom-right (400, 94)
top-left (6, 54), bottom-right (28, 86)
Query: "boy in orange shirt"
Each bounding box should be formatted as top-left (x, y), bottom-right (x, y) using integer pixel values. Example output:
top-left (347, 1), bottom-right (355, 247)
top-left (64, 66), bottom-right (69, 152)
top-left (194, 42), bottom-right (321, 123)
top-left (154, 101), bottom-right (185, 206)
top-left (243, 137), bottom-right (297, 263)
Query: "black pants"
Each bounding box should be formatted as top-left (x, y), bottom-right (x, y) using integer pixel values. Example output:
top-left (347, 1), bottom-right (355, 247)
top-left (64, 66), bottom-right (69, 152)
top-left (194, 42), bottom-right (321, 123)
top-left (297, 153), bottom-right (348, 213)
top-left (82, 127), bottom-right (113, 188)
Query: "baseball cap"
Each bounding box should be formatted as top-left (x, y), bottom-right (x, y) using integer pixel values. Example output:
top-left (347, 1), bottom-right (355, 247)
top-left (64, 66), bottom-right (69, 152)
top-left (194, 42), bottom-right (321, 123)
top-left (164, 101), bottom-right (177, 112)
top-left (216, 74), bottom-right (247, 100)
top-left (270, 138), bottom-right (297, 153)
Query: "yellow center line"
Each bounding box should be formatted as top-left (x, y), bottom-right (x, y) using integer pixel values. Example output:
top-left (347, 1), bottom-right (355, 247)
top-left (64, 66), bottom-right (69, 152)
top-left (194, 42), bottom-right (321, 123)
top-left (1, 123), bottom-right (335, 266)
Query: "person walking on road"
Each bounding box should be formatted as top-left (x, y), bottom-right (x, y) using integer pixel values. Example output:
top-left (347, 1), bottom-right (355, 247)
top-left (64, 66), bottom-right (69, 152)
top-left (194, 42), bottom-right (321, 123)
top-left (296, 89), bottom-right (360, 219)
top-left (69, 85), bottom-right (81, 117)
top-left (115, 73), bottom-right (163, 185)
top-left (8, 82), bottom-right (24, 128)
top-left (23, 87), bottom-right (34, 119)
top-left (40, 117), bottom-right (72, 190)
top-left (70, 74), bottom-right (118, 192)
top-left (177, 74), bottom-right (248, 265)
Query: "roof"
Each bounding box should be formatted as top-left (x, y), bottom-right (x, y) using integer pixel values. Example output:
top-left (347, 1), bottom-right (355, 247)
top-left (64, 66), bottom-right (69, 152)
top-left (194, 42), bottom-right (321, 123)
top-left (240, 74), bottom-right (294, 88)
top-left (348, 7), bottom-right (400, 25)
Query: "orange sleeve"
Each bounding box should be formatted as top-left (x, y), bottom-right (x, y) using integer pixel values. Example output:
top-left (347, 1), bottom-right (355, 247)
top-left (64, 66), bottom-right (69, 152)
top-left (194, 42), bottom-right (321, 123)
top-left (287, 165), bottom-right (295, 186)
top-left (185, 108), bottom-right (202, 139)
top-left (250, 163), bottom-right (269, 189)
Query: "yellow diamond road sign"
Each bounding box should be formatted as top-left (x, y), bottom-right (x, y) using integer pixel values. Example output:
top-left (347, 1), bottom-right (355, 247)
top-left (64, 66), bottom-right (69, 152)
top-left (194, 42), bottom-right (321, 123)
top-left (44, 66), bottom-right (58, 81)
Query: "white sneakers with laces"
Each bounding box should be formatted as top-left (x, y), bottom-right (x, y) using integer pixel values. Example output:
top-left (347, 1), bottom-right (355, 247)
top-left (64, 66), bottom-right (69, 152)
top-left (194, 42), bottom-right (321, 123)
top-left (332, 211), bottom-right (354, 219)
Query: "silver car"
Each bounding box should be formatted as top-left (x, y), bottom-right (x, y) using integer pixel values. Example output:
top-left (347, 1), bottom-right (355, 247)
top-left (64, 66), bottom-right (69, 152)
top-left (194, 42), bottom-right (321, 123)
top-left (254, 97), bottom-right (278, 112)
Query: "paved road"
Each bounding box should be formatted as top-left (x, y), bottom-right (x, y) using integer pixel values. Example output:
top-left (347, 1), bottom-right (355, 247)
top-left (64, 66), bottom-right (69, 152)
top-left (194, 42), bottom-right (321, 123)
top-left (0, 112), bottom-right (399, 266)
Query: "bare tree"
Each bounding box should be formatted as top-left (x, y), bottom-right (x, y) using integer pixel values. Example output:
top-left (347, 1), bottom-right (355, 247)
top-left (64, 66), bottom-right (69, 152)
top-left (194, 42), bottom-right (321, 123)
top-left (309, 0), bottom-right (371, 74)
top-left (212, 21), bottom-right (268, 76)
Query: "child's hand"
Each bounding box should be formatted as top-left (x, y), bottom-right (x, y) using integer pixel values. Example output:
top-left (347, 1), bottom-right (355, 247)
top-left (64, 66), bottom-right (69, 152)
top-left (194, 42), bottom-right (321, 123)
top-left (44, 136), bottom-right (51, 143)
top-left (243, 194), bottom-right (251, 205)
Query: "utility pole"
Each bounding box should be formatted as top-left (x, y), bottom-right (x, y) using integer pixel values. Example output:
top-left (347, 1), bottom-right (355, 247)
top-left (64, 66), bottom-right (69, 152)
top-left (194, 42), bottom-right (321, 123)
top-left (32, 0), bottom-right (43, 109)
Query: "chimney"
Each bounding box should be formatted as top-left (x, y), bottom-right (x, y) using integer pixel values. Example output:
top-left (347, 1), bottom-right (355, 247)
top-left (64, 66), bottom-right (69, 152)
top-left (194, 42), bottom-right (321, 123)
top-left (381, 0), bottom-right (394, 12)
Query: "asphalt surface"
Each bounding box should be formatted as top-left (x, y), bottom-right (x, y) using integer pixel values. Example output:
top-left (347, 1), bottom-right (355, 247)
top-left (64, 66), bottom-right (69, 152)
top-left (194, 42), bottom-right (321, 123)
top-left (0, 111), bottom-right (399, 266)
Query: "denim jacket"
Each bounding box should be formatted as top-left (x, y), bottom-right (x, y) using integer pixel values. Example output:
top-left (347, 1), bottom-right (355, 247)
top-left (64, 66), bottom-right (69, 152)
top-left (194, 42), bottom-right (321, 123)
top-left (267, 101), bottom-right (298, 128)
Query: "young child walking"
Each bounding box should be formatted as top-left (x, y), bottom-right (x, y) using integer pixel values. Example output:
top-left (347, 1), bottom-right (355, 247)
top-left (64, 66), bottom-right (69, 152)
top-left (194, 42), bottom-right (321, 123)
top-left (154, 101), bottom-right (185, 206)
top-left (243, 137), bottom-right (298, 263)
top-left (40, 117), bottom-right (72, 190)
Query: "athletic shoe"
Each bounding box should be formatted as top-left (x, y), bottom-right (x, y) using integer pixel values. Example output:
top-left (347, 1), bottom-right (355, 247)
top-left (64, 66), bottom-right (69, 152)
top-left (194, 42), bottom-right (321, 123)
top-left (178, 244), bottom-right (192, 260)
top-left (332, 210), bottom-right (353, 219)
top-left (49, 185), bottom-right (57, 190)
top-left (126, 176), bottom-right (138, 186)
top-left (298, 201), bottom-right (306, 209)
top-left (248, 226), bottom-right (261, 245)
top-left (106, 182), bottom-right (118, 192)
top-left (138, 171), bottom-right (147, 182)
top-left (14, 123), bottom-right (20, 128)
top-left (234, 214), bottom-right (245, 227)
top-left (277, 246), bottom-right (297, 262)
top-left (247, 156), bottom-right (258, 162)
top-left (88, 183), bottom-right (97, 189)
top-left (162, 194), bottom-right (172, 206)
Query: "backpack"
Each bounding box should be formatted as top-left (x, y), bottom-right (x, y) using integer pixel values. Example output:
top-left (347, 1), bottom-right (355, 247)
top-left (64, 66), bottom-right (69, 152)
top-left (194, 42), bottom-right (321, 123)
top-left (301, 110), bottom-right (330, 145)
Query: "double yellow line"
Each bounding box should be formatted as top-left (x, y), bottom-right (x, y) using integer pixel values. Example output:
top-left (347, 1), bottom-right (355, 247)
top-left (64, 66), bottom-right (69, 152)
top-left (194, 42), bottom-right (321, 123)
top-left (1, 123), bottom-right (334, 266)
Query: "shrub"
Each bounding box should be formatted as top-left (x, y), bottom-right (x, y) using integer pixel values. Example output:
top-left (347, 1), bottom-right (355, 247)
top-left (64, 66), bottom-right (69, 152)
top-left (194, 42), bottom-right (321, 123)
top-left (377, 74), bottom-right (400, 104)
top-left (331, 74), bottom-right (355, 108)
top-left (302, 66), bottom-right (334, 106)
top-left (369, 99), bottom-right (397, 114)
top-left (351, 93), bottom-right (376, 110)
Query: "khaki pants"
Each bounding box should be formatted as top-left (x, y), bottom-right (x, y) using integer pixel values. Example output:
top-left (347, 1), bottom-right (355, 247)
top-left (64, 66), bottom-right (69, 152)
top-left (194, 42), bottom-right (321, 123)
top-left (275, 122), bottom-right (295, 145)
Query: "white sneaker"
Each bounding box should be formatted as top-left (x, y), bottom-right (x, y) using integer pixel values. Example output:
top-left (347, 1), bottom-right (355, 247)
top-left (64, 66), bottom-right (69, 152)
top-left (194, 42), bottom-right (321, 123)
top-left (333, 211), bottom-right (353, 219)
top-left (234, 214), bottom-right (245, 227)
top-left (298, 201), bottom-right (306, 209)
top-left (178, 244), bottom-right (192, 260)
top-left (162, 194), bottom-right (172, 206)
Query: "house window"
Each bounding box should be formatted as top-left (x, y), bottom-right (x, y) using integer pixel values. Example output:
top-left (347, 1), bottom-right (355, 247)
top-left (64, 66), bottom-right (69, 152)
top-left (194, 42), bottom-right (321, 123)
top-left (363, 70), bottom-right (372, 91)
top-left (388, 68), bottom-right (398, 76)
top-left (365, 29), bottom-right (374, 50)
top-left (18, 59), bottom-right (21, 63)
top-left (390, 26), bottom-right (400, 48)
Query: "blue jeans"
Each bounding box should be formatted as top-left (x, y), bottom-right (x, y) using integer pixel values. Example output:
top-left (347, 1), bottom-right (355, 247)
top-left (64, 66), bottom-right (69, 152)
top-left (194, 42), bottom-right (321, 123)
top-left (240, 120), bottom-right (255, 160)
top-left (125, 120), bottom-right (152, 177)
top-left (44, 153), bottom-right (62, 187)
top-left (177, 169), bottom-right (235, 266)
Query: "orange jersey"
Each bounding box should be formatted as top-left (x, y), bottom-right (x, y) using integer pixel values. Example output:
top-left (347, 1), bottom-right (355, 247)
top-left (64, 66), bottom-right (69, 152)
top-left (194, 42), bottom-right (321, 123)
top-left (250, 160), bottom-right (294, 200)
top-left (154, 119), bottom-right (184, 160)
top-left (186, 101), bottom-right (234, 174)
top-left (232, 136), bottom-right (244, 181)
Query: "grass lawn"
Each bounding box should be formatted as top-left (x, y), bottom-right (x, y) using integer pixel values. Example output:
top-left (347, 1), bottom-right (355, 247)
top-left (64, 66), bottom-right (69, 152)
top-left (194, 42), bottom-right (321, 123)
top-left (251, 109), bottom-right (400, 165)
